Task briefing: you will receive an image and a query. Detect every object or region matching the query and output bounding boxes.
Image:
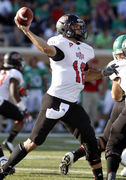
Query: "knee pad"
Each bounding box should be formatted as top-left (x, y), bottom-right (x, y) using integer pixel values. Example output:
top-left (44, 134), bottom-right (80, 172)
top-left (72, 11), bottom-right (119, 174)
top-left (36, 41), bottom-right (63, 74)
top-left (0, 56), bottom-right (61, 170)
top-left (105, 149), bottom-right (121, 160)
top-left (88, 158), bottom-right (101, 167)
top-left (82, 143), bottom-right (100, 162)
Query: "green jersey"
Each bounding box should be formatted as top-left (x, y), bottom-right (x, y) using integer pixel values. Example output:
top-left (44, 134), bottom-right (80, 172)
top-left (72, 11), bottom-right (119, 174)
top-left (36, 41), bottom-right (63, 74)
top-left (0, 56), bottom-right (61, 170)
top-left (107, 78), bottom-right (112, 90)
top-left (23, 65), bottom-right (48, 91)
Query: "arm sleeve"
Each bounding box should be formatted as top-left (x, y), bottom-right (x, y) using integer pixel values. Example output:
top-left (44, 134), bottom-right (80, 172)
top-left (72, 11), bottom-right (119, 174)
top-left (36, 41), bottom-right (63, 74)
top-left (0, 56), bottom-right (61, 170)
top-left (49, 46), bottom-right (64, 61)
top-left (84, 63), bottom-right (89, 71)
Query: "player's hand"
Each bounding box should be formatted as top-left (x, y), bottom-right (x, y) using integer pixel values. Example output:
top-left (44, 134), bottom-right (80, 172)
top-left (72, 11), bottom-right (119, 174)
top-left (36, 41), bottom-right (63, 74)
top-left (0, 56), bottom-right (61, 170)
top-left (22, 110), bottom-right (33, 123)
top-left (14, 17), bottom-right (31, 34)
top-left (102, 64), bottom-right (119, 76)
top-left (19, 87), bottom-right (27, 97)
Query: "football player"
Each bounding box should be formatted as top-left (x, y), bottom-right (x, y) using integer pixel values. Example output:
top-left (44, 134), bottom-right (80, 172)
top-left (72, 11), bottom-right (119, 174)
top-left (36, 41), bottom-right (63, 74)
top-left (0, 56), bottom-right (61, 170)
top-left (59, 34), bottom-right (126, 180)
top-left (0, 14), bottom-right (104, 180)
top-left (0, 51), bottom-right (32, 161)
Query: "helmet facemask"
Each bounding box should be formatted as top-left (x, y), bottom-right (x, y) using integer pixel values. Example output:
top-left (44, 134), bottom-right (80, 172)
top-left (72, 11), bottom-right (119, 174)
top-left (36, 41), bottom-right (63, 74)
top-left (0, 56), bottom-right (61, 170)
top-left (3, 52), bottom-right (25, 72)
top-left (56, 14), bottom-right (87, 41)
top-left (67, 22), bottom-right (87, 41)
top-left (113, 35), bottom-right (126, 61)
top-left (112, 50), bottom-right (126, 61)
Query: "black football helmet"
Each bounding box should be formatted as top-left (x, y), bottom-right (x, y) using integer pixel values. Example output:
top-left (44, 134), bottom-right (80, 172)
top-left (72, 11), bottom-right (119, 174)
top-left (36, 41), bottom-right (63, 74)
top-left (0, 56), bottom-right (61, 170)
top-left (3, 51), bottom-right (25, 72)
top-left (56, 14), bottom-right (87, 41)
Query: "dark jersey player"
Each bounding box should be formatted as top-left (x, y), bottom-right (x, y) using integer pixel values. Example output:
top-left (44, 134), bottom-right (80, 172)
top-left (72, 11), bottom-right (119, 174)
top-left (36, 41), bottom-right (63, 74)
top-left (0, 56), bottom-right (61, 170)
top-left (59, 34), bottom-right (126, 180)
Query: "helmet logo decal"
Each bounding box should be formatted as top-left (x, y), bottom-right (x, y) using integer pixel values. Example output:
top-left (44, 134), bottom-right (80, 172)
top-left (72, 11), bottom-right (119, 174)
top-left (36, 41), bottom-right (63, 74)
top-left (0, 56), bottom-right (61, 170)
top-left (60, 16), bottom-right (68, 21)
top-left (76, 52), bottom-right (84, 60)
top-left (69, 42), bottom-right (73, 47)
top-left (11, 53), bottom-right (21, 60)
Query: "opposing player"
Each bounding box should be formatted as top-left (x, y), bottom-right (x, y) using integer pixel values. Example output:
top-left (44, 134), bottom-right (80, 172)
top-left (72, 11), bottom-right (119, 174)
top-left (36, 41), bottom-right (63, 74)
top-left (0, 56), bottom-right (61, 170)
top-left (0, 14), bottom-right (104, 180)
top-left (59, 34), bottom-right (126, 180)
top-left (0, 51), bottom-right (32, 155)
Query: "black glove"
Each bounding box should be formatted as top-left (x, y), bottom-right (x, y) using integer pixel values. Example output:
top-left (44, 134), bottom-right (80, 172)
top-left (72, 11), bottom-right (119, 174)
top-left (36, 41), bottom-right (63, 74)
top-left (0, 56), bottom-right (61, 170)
top-left (102, 64), bottom-right (119, 76)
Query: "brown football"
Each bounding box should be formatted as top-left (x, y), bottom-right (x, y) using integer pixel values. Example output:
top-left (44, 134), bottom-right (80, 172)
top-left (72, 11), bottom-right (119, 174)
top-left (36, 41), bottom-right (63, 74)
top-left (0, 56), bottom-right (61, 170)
top-left (16, 7), bottom-right (33, 26)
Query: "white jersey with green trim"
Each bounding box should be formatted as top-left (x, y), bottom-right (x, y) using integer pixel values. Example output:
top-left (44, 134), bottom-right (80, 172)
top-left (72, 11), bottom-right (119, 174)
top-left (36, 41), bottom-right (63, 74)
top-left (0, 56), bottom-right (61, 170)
top-left (47, 35), bottom-right (95, 102)
top-left (109, 59), bottom-right (126, 93)
top-left (0, 69), bottom-right (24, 100)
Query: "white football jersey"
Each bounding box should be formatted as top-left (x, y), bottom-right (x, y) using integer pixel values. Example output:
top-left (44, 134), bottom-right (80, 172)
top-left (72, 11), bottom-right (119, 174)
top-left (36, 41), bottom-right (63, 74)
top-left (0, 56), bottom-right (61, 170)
top-left (47, 35), bottom-right (95, 102)
top-left (0, 69), bottom-right (24, 100)
top-left (109, 59), bottom-right (126, 93)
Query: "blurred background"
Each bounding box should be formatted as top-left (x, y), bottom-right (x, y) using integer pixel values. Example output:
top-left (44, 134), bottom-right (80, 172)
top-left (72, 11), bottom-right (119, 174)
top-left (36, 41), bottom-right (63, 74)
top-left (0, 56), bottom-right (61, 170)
top-left (0, 0), bottom-right (125, 135)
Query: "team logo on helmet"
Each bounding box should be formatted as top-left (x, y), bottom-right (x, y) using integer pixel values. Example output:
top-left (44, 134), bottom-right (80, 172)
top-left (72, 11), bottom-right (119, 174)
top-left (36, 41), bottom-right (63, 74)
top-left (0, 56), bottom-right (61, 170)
top-left (59, 16), bottom-right (68, 22)
top-left (11, 53), bottom-right (21, 60)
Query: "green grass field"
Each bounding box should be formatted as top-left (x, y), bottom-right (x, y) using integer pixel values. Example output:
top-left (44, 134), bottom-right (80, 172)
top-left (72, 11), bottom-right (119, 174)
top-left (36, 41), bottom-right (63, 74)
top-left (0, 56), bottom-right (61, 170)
top-left (0, 134), bottom-right (125, 180)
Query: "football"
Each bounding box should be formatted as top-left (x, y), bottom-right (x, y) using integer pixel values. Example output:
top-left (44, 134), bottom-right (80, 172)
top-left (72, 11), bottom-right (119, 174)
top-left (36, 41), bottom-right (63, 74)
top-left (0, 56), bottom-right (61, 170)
top-left (16, 7), bottom-right (33, 26)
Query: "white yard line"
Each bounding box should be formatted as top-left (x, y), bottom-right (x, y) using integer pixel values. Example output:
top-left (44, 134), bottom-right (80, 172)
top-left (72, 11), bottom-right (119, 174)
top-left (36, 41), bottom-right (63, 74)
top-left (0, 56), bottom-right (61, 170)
top-left (25, 155), bottom-right (105, 161)
top-left (15, 167), bottom-right (122, 176)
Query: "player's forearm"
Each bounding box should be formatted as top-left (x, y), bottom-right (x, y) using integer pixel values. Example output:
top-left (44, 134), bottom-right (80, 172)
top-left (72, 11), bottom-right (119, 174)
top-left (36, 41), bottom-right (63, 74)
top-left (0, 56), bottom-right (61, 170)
top-left (85, 70), bottom-right (103, 82)
top-left (25, 30), bottom-right (56, 57)
top-left (111, 78), bottom-right (124, 101)
top-left (10, 84), bottom-right (21, 103)
top-left (10, 79), bottom-right (21, 103)
top-left (25, 30), bottom-right (47, 51)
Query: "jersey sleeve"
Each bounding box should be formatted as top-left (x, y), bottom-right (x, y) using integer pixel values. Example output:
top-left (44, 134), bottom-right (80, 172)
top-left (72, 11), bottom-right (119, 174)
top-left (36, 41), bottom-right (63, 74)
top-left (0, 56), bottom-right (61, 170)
top-left (88, 46), bottom-right (95, 61)
top-left (47, 36), bottom-right (66, 51)
top-left (109, 73), bottom-right (117, 80)
top-left (82, 43), bottom-right (95, 63)
top-left (47, 36), bottom-right (65, 61)
top-left (10, 69), bottom-right (24, 85)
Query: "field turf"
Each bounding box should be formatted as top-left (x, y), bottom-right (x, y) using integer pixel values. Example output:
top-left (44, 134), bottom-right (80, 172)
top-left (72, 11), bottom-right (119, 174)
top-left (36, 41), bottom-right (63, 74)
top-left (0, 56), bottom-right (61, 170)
top-left (0, 134), bottom-right (125, 180)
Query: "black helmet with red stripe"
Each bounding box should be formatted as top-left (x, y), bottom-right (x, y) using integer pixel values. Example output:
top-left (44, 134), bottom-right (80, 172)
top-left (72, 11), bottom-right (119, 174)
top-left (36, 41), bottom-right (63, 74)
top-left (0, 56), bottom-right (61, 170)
top-left (56, 14), bottom-right (87, 41)
top-left (3, 51), bottom-right (24, 72)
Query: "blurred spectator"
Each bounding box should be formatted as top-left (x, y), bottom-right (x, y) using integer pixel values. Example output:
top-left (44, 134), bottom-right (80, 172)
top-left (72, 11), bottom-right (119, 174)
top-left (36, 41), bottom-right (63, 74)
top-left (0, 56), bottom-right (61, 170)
top-left (85, 24), bottom-right (95, 46)
top-left (0, 54), bottom-right (3, 68)
top-left (11, 0), bottom-right (20, 14)
top-left (94, 0), bottom-right (116, 30)
top-left (90, 0), bottom-right (99, 8)
top-left (112, 13), bottom-right (126, 37)
top-left (23, 56), bottom-right (48, 119)
top-left (35, 2), bottom-right (49, 20)
top-left (0, 0), bottom-right (14, 26)
top-left (6, 25), bottom-right (25, 46)
top-left (51, 2), bottom-right (64, 23)
top-left (37, 0), bottom-right (49, 5)
top-left (82, 58), bottom-right (102, 128)
top-left (95, 28), bottom-right (113, 49)
top-left (74, 0), bottom-right (90, 16)
top-left (62, 0), bottom-right (75, 14)
top-left (0, 24), bottom-right (9, 46)
top-left (43, 23), bottom-right (57, 40)
top-left (95, 77), bottom-right (115, 134)
top-left (117, 0), bottom-right (126, 19)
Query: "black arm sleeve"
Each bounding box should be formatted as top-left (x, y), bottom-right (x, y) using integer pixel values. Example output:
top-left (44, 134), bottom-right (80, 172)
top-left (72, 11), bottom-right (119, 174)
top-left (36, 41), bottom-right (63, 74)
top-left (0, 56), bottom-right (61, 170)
top-left (49, 46), bottom-right (65, 61)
